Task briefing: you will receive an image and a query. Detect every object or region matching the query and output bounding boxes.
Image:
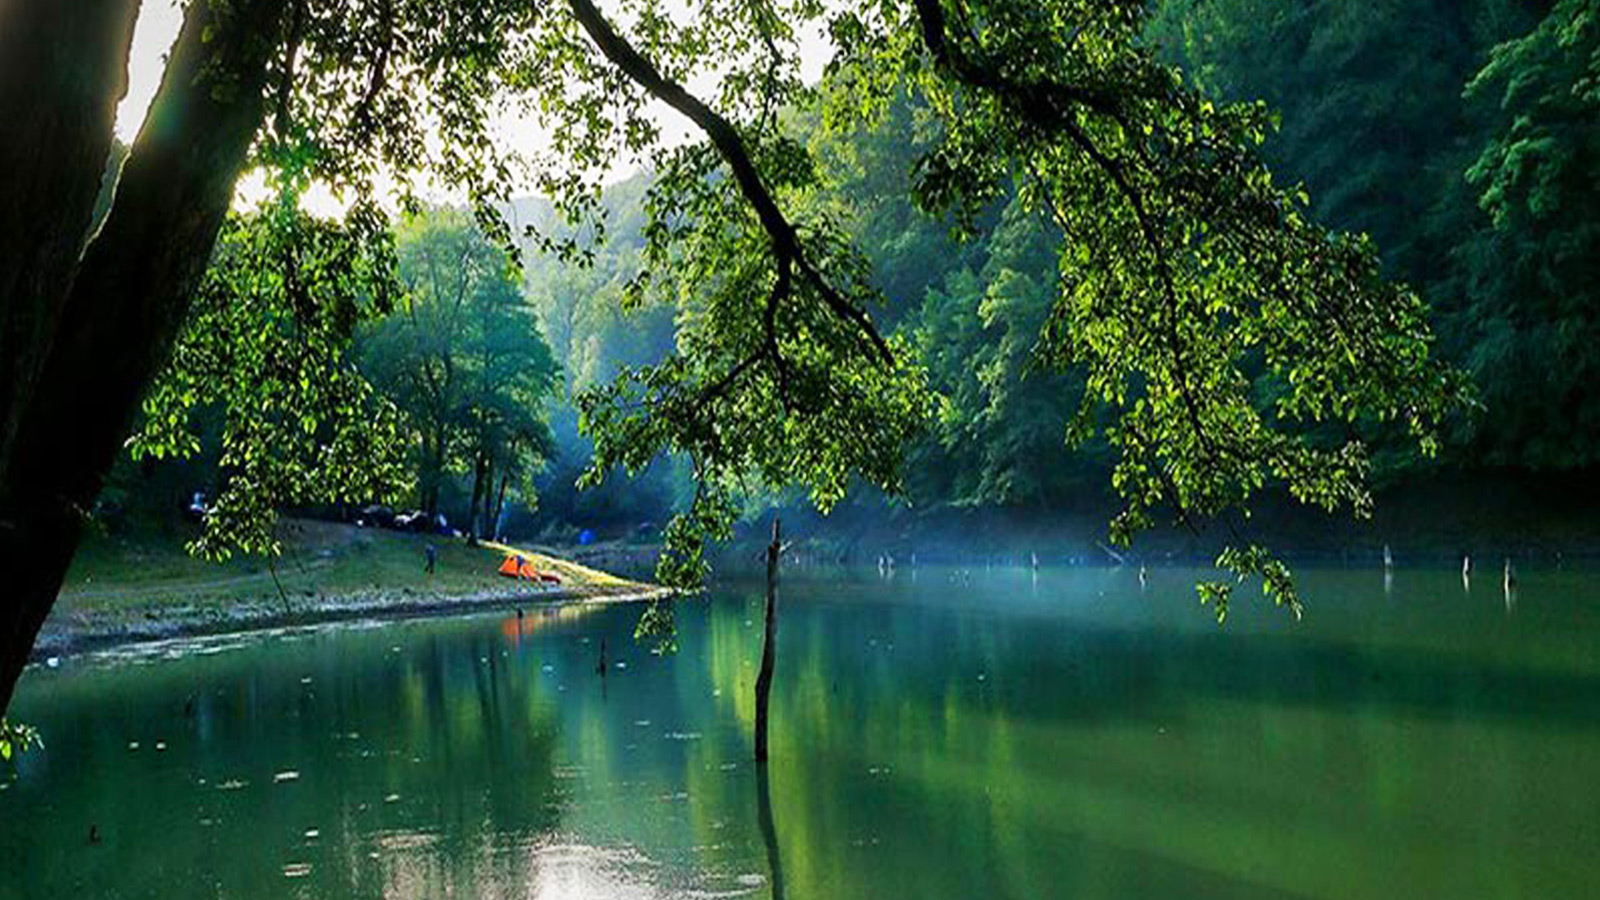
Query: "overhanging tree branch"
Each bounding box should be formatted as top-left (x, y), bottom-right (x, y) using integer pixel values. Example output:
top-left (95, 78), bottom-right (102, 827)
top-left (911, 0), bottom-right (1225, 472)
top-left (566, 0), bottom-right (893, 366)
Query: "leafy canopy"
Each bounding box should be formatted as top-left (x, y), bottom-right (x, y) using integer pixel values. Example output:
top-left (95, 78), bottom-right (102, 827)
top-left (135, 0), bottom-right (1467, 626)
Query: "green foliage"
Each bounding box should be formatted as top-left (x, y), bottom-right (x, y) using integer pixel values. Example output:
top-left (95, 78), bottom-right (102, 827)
top-left (1199, 545), bottom-right (1301, 624)
top-left (0, 719), bottom-right (41, 761)
top-left (125, 0), bottom-right (1536, 627)
top-left (908, 196), bottom-right (1109, 507)
top-left (1150, 0), bottom-right (1600, 471)
top-left (359, 208), bottom-right (561, 526)
top-left (820, 0), bottom-right (1466, 608)
top-left (131, 185), bottom-right (410, 559)
top-left (1455, 0), bottom-right (1600, 467)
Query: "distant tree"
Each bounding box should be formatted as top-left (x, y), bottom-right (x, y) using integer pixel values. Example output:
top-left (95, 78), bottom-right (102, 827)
top-left (360, 210), bottom-right (559, 535)
top-left (1453, 0), bottom-right (1600, 466)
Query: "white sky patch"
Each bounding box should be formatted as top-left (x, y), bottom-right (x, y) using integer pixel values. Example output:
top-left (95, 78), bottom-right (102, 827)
top-left (114, 0), bottom-right (836, 215)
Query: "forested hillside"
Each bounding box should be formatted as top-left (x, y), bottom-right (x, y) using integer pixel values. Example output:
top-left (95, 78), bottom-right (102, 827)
top-left (508, 0), bottom-right (1598, 542)
top-left (94, 0), bottom-right (1600, 551)
top-left (1151, 0), bottom-right (1600, 469)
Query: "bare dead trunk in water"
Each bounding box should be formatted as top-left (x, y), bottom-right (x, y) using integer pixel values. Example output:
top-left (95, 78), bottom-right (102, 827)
top-left (754, 516), bottom-right (780, 763)
top-left (0, 0), bottom-right (286, 714)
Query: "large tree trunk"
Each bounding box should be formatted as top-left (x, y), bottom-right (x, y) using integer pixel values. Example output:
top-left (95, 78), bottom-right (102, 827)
top-left (421, 424), bottom-right (447, 518)
top-left (754, 515), bottom-right (780, 763)
top-left (490, 470), bottom-right (510, 541)
top-left (0, 0), bottom-right (286, 715)
top-left (0, 0), bottom-right (140, 482)
top-left (465, 452), bottom-right (488, 545)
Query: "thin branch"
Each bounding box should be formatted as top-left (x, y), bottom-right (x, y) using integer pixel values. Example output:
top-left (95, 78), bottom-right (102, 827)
top-left (911, 0), bottom-right (1222, 466)
top-left (567, 0), bottom-right (893, 366)
top-left (353, 0), bottom-right (393, 142)
top-left (274, 0), bottom-right (306, 139)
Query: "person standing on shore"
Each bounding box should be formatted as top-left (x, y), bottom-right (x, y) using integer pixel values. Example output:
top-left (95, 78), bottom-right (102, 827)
top-left (424, 544), bottom-right (437, 575)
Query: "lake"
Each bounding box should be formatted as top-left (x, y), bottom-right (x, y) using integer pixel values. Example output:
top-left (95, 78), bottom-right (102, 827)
top-left (3, 565), bottom-right (1598, 899)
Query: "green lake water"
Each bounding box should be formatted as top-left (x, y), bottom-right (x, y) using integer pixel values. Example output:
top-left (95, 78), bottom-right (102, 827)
top-left (3, 566), bottom-right (1598, 899)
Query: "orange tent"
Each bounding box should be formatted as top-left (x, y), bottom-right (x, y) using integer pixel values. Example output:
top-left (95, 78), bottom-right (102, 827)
top-left (497, 555), bottom-right (534, 578)
top-left (497, 554), bottom-right (562, 584)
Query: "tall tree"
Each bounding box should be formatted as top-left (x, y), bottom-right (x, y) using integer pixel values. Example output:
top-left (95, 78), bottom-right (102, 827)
top-left (360, 209), bottom-right (559, 530)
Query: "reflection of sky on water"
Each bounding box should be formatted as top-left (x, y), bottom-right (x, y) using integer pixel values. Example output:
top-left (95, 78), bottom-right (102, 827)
top-left (4, 566), bottom-right (1600, 900)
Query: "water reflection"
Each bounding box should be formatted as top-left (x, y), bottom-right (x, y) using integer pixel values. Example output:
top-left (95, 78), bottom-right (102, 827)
top-left (756, 766), bottom-right (785, 900)
top-left (4, 567), bottom-right (1600, 900)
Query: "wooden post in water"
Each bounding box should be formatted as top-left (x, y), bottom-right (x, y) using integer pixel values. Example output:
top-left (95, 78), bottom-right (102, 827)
top-left (754, 515), bottom-right (780, 763)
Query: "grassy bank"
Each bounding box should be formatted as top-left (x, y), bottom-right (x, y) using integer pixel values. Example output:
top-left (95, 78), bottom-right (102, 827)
top-left (39, 518), bottom-right (661, 657)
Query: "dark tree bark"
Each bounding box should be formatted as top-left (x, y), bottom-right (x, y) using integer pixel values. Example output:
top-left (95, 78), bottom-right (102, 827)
top-left (0, 0), bottom-right (287, 714)
top-left (0, 0), bottom-right (140, 480)
top-left (754, 515), bottom-right (780, 762)
top-left (490, 470), bottom-right (510, 540)
top-left (421, 423), bottom-right (447, 518)
top-left (465, 451), bottom-right (489, 545)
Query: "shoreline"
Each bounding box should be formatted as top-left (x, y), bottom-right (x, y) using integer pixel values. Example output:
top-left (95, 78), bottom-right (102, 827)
top-left (32, 581), bottom-right (670, 663)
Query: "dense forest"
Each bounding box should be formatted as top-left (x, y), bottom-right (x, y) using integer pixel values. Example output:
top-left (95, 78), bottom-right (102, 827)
top-left (96, 0), bottom-right (1599, 556)
top-left (500, 0), bottom-right (1600, 541)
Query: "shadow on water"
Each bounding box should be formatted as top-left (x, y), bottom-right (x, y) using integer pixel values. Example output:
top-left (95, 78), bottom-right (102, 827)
top-left (762, 574), bottom-right (1600, 729)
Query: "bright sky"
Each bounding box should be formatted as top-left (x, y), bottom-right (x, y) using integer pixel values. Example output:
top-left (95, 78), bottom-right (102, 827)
top-left (115, 0), bottom-right (834, 211)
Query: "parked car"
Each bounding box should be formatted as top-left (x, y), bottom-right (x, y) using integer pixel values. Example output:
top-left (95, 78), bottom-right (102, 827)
top-left (355, 504), bottom-right (395, 528)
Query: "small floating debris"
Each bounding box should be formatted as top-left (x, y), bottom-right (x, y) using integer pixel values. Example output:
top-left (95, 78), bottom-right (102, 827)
top-left (383, 793), bottom-right (401, 804)
top-left (283, 863), bottom-right (312, 878)
top-left (217, 779), bottom-right (247, 791)
top-left (154, 741), bottom-right (167, 752)
top-left (199, 817), bottom-right (215, 827)
top-left (300, 677), bottom-right (313, 685)
top-left (634, 720), bottom-right (651, 727)
top-left (976, 673), bottom-right (987, 682)
top-left (127, 741), bottom-right (140, 751)
top-left (541, 664), bottom-right (554, 673)
top-left (614, 661), bottom-right (627, 670)
top-left (664, 732), bottom-right (702, 741)
top-left (304, 828), bottom-right (320, 840)
top-left (45, 657), bottom-right (59, 669)
top-left (274, 770), bottom-right (301, 783)
top-left (736, 874), bottom-right (766, 888)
